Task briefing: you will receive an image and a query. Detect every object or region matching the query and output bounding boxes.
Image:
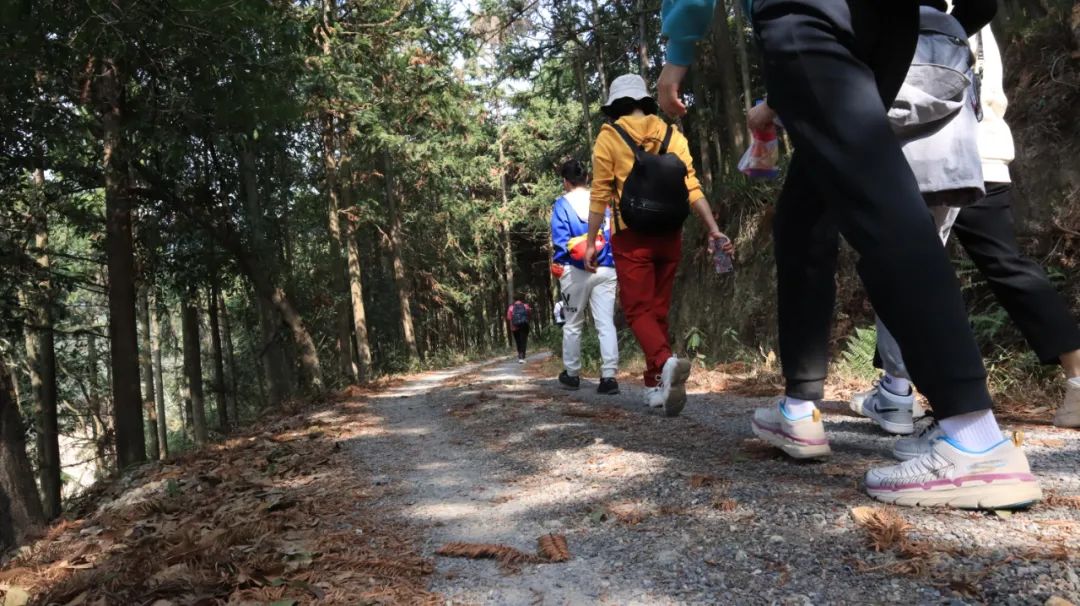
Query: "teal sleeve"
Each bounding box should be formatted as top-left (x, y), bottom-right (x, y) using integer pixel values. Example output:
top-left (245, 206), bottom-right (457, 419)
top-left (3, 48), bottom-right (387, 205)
top-left (661, 0), bottom-right (717, 66)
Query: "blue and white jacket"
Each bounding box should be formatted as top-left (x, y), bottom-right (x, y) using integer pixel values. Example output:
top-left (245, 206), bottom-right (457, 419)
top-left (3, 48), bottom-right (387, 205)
top-left (551, 189), bottom-right (614, 270)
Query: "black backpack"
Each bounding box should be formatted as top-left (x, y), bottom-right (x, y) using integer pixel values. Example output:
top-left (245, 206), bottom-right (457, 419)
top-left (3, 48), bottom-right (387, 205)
top-left (610, 122), bottom-right (690, 234)
top-left (511, 302), bottom-right (528, 327)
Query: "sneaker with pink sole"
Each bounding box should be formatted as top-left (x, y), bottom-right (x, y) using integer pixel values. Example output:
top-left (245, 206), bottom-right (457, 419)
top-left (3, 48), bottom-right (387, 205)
top-left (866, 435), bottom-right (1042, 509)
top-left (751, 400), bottom-right (832, 459)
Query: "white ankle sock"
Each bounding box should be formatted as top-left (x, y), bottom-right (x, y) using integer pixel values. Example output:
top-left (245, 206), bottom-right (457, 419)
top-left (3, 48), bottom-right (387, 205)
top-left (939, 409), bottom-right (1004, 452)
top-left (881, 374), bottom-right (911, 396)
top-left (783, 397), bottom-right (817, 418)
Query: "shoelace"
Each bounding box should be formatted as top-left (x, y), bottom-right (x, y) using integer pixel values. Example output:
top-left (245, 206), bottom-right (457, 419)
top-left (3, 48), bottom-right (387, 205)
top-left (884, 449), bottom-right (951, 484)
top-left (914, 418), bottom-right (940, 440)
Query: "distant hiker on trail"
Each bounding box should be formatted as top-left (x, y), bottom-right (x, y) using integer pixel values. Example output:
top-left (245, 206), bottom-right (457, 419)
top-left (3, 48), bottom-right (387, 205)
top-left (849, 19), bottom-right (1080, 438)
top-left (583, 74), bottom-right (734, 417)
top-left (659, 0), bottom-right (1043, 509)
top-left (550, 159), bottom-right (620, 395)
top-left (506, 297), bottom-right (532, 363)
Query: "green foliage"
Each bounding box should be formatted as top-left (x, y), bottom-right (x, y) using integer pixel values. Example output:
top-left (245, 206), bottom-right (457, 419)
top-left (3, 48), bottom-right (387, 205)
top-left (839, 325), bottom-right (880, 381)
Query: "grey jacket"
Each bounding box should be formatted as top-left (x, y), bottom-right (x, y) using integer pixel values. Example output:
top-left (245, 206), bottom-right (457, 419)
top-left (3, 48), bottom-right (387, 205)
top-left (888, 7), bottom-right (984, 207)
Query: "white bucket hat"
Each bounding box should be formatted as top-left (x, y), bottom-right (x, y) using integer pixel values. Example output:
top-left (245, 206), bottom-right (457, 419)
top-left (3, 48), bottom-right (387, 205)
top-left (601, 74), bottom-right (654, 117)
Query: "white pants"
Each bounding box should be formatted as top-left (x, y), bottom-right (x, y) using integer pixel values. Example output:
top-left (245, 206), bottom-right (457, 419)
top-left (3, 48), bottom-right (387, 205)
top-left (877, 206), bottom-right (961, 379)
top-left (560, 266), bottom-right (618, 378)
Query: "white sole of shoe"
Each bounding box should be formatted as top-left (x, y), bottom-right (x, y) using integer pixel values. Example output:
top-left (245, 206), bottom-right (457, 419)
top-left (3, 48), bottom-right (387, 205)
top-left (663, 359), bottom-right (692, 418)
top-left (867, 480), bottom-right (1043, 509)
top-left (848, 399), bottom-right (914, 435)
top-left (751, 419), bottom-right (832, 459)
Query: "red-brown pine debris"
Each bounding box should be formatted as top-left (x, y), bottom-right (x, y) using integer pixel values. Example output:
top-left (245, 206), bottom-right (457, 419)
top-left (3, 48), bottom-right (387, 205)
top-left (435, 542), bottom-right (539, 565)
top-left (537, 534), bottom-right (571, 563)
top-left (0, 390), bottom-right (442, 606)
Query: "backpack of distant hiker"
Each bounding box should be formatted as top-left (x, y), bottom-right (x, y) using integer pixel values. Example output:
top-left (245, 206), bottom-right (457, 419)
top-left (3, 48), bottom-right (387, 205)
top-left (511, 302), bottom-right (528, 327)
top-left (610, 122), bottom-right (690, 235)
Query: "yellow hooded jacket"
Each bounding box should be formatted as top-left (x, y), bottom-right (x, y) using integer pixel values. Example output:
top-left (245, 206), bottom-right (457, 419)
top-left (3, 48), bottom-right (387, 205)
top-left (589, 114), bottom-right (704, 232)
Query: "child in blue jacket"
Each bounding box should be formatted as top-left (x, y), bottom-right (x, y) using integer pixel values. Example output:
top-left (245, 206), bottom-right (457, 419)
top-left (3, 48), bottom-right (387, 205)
top-left (551, 160), bottom-right (620, 395)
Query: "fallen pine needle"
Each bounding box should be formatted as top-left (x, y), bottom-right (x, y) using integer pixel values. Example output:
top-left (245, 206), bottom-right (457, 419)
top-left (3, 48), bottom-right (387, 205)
top-left (435, 543), bottom-right (538, 565)
top-left (537, 534), bottom-right (571, 562)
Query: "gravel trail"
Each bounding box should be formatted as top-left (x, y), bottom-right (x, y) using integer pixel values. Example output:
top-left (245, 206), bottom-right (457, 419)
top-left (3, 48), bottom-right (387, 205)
top-left (347, 354), bottom-right (1080, 606)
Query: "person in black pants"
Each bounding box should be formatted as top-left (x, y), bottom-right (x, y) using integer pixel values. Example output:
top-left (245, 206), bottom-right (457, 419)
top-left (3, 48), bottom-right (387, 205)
top-left (952, 186), bottom-right (1080, 387)
top-left (506, 297), bottom-right (532, 363)
top-left (658, 0), bottom-right (1042, 508)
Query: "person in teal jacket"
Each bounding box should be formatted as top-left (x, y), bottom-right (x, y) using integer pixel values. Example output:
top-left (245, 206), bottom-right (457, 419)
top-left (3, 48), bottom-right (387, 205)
top-left (656, 0), bottom-right (1041, 511)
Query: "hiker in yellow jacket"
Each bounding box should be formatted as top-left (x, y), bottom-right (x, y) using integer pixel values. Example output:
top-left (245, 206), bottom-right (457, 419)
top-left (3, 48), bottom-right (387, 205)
top-left (583, 74), bottom-right (733, 418)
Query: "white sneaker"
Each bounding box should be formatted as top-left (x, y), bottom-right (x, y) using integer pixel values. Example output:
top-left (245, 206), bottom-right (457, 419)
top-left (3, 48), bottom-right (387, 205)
top-left (656, 356), bottom-right (691, 417)
top-left (866, 434), bottom-right (1043, 509)
top-left (892, 419), bottom-right (944, 461)
top-left (751, 400), bottom-right (832, 459)
top-left (1053, 378), bottom-right (1080, 428)
top-left (849, 382), bottom-right (915, 435)
top-left (643, 386), bottom-right (663, 408)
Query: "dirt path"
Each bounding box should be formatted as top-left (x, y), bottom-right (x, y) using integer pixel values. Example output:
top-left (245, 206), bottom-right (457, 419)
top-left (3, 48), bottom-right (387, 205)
top-left (350, 354), bottom-right (1080, 605)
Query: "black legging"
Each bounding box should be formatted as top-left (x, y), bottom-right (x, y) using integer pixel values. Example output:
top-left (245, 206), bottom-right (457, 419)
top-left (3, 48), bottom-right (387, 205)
top-left (512, 325), bottom-right (529, 359)
top-left (756, 0), bottom-right (993, 417)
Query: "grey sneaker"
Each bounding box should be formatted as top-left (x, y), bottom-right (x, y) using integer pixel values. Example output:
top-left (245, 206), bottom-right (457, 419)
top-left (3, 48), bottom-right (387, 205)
top-left (892, 419), bottom-right (943, 461)
top-left (1053, 378), bottom-right (1080, 428)
top-left (849, 382), bottom-right (915, 435)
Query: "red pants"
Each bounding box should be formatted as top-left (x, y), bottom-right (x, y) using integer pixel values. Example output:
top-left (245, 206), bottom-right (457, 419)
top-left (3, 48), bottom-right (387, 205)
top-left (612, 229), bottom-right (681, 387)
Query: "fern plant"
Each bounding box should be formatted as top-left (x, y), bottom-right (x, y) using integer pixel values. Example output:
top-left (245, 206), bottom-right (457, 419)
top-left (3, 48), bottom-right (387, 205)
top-left (840, 325), bottom-right (879, 381)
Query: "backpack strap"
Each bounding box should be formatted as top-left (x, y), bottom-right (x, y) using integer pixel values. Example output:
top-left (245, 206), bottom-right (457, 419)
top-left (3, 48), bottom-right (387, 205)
top-left (609, 123), bottom-right (645, 160)
top-left (659, 124), bottom-right (674, 155)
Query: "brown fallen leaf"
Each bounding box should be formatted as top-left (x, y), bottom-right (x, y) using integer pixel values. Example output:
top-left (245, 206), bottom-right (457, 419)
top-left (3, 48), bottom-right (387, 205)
top-left (537, 534), bottom-right (570, 563)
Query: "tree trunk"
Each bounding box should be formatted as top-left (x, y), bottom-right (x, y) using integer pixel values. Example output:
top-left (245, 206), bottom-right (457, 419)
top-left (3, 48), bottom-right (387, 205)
top-left (574, 54), bottom-right (594, 145)
top-left (637, 0), bottom-right (650, 75)
top-left (691, 73), bottom-right (715, 192)
top-left (101, 59), bottom-right (146, 469)
top-left (382, 151), bottom-right (419, 362)
top-left (181, 288), bottom-right (208, 446)
top-left (710, 0), bottom-right (747, 160)
top-left (150, 300), bottom-right (168, 459)
top-left (137, 287), bottom-right (160, 461)
top-left (321, 116), bottom-right (357, 382)
top-left (496, 132), bottom-right (515, 307)
top-left (237, 142), bottom-right (309, 400)
top-left (241, 145), bottom-right (321, 394)
top-left (591, 0), bottom-right (609, 100)
top-left (731, 0), bottom-right (753, 114)
top-left (219, 294), bottom-right (240, 426)
top-left (207, 284), bottom-right (228, 433)
top-left (86, 332), bottom-right (109, 473)
top-left (342, 180), bottom-right (373, 381)
top-left (0, 357), bottom-right (45, 551)
top-left (21, 166), bottom-right (61, 520)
